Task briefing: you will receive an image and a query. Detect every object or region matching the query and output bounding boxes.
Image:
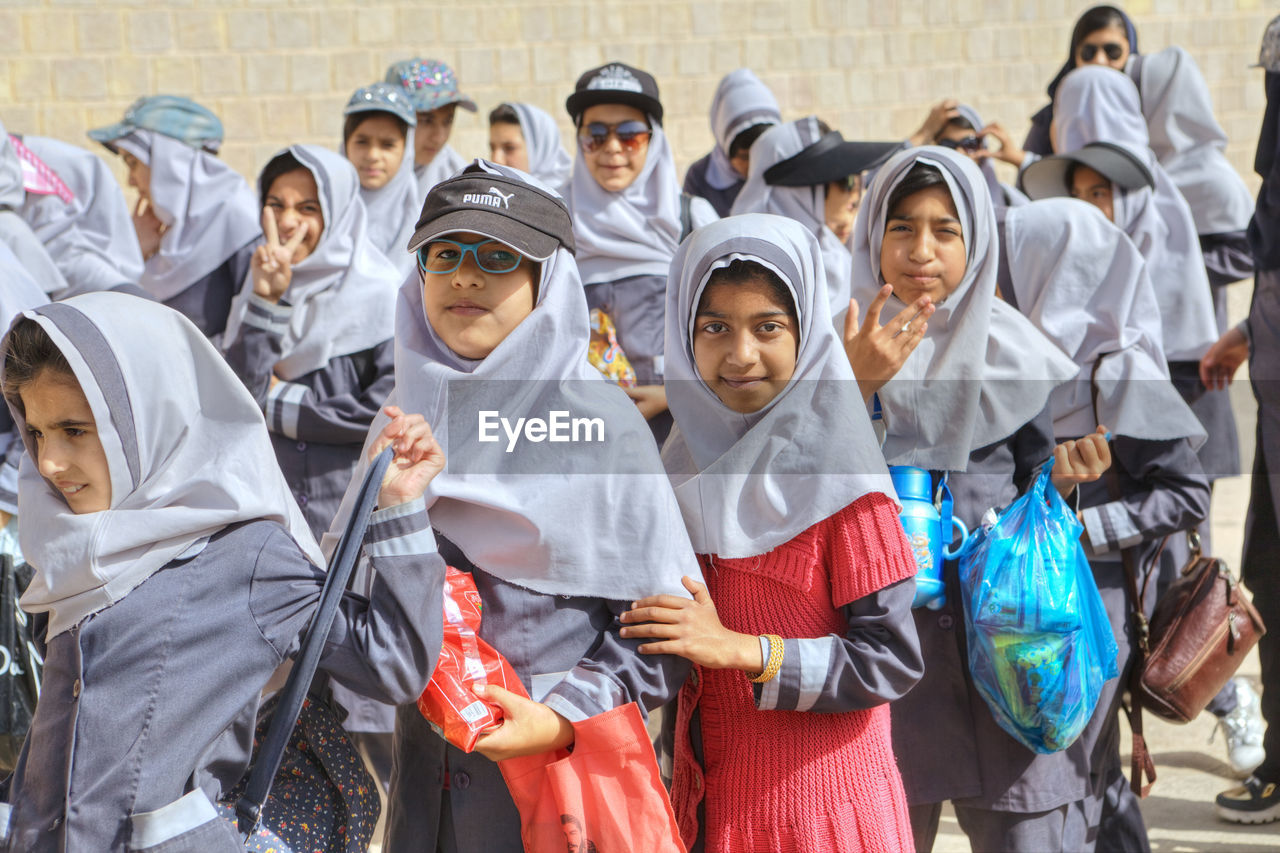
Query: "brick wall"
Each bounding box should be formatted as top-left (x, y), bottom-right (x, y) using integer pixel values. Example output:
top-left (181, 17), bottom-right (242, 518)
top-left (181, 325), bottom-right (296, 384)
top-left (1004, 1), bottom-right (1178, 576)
top-left (0, 0), bottom-right (1273, 194)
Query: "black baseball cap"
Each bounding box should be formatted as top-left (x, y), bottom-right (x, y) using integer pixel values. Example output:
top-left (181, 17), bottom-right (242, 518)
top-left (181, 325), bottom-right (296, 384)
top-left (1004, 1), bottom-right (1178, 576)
top-left (764, 131), bottom-right (901, 186)
top-left (1019, 141), bottom-right (1155, 200)
top-left (565, 63), bottom-right (664, 125)
top-left (406, 163), bottom-right (575, 259)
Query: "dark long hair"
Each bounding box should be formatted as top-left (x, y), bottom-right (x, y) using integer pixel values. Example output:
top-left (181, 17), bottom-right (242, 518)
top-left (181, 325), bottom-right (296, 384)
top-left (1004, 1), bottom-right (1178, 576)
top-left (2, 318), bottom-right (73, 411)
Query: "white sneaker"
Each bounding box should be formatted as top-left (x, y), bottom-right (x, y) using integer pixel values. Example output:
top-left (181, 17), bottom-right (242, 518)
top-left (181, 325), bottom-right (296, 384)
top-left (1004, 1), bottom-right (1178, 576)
top-left (1215, 677), bottom-right (1266, 778)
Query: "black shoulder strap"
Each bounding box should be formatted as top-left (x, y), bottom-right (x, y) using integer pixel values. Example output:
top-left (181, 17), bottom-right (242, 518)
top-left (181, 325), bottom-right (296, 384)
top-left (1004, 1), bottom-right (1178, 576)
top-left (679, 192), bottom-right (694, 243)
top-left (236, 446), bottom-right (393, 836)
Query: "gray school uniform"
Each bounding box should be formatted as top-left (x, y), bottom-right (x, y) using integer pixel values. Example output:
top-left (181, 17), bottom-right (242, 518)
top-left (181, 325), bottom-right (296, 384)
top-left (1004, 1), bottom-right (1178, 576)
top-left (222, 295), bottom-right (395, 540)
top-left (0, 499), bottom-right (445, 853)
top-left (893, 408), bottom-right (1112, 852)
top-left (163, 241), bottom-right (256, 341)
top-left (382, 535), bottom-right (691, 853)
top-left (1072, 437), bottom-right (1210, 853)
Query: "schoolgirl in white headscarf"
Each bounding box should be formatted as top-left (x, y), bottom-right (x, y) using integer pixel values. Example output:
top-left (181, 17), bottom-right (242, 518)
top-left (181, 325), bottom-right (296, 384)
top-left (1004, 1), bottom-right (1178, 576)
top-left (222, 145), bottom-right (400, 539)
top-left (850, 147), bottom-right (1112, 853)
top-left (626, 214), bottom-right (921, 850)
top-left (330, 160), bottom-right (699, 851)
top-left (682, 69), bottom-right (782, 217)
top-left (487, 102), bottom-right (573, 192)
top-left (341, 82), bottom-right (422, 281)
top-left (17, 133), bottom-right (145, 296)
top-left (1003, 197), bottom-right (1210, 853)
top-left (87, 96), bottom-right (261, 338)
top-left (0, 291), bottom-right (445, 852)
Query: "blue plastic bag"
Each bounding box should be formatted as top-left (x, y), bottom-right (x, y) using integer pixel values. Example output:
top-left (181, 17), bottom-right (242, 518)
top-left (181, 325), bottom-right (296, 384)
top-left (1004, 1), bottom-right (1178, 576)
top-left (956, 459), bottom-right (1119, 754)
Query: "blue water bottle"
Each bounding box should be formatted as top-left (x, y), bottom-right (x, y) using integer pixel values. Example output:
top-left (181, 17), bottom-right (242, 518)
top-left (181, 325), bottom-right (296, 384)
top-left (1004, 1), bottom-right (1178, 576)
top-left (889, 466), bottom-right (969, 610)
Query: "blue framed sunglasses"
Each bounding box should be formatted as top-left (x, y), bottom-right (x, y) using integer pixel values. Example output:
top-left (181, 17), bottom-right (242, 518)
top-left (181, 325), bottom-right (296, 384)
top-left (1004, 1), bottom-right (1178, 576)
top-left (417, 239), bottom-right (524, 275)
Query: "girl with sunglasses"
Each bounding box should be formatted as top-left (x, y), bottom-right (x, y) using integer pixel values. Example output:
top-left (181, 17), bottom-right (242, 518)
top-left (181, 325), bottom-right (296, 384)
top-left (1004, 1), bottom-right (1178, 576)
top-left (565, 62), bottom-right (718, 442)
top-left (1022, 6), bottom-right (1140, 159)
top-left (325, 161), bottom-right (698, 852)
top-left (907, 103), bottom-right (1030, 210)
top-left (221, 145), bottom-right (399, 541)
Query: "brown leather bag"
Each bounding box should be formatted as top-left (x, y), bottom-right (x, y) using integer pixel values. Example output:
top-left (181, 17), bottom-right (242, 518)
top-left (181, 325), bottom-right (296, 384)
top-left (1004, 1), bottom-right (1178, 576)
top-left (1135, 533), bottom-right (1265, 723)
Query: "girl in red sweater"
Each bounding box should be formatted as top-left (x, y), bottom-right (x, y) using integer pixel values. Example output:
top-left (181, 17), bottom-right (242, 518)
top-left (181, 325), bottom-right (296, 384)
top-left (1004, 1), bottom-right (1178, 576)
top-left (622, 212), bottom-right (924, 852)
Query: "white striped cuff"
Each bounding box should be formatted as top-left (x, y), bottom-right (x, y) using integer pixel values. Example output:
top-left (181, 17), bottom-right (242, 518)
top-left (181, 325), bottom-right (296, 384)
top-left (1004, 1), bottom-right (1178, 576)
top-left (267, 380), bottom-right (308, 439)
top-left (1081, 500), bottom-right (1143, 555)
top-left (242, 293), bottom-right (293, 335)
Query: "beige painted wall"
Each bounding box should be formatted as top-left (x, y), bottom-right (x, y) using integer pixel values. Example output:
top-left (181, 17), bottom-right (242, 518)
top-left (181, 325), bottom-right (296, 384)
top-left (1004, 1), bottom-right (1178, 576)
top-left (0, 0), bottom-right (1273, 195)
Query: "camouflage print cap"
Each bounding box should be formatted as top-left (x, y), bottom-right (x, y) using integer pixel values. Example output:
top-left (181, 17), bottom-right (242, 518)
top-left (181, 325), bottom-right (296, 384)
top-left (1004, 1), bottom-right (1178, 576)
top-left (1254, 14), bottom-right (1280, 72)
top-left (343, 82), bottom-right (417, 127)
top-left (87, 95), bottom-right (224, 153)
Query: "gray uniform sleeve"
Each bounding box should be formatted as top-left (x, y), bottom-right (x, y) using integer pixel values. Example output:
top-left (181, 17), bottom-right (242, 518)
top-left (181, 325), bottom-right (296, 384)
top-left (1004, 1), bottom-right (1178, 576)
top-left (750, 578), bottom-right (923, 714)
top-left (223, 294), bottom-right (396, 444)
top-left (249, 497), bottom-right (446, 706)
top-left (1200, 230), bottom-right (1255, 287)
top-left (1080, 437), bottom-right (1211, 556)
top-left (542, 601), bottom-right (693, 723)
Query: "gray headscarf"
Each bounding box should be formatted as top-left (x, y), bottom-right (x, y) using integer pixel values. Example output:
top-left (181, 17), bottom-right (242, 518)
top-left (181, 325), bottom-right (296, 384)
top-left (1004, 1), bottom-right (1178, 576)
top-left (705, 69), bottom-right (782, 192)
top-left (114, 129), bottom-right (261, 302)
top-left (731, 117), bottom-right (853, 319)
top-left (662, 213), bottom-right (896, 558)
top-left (1052, 65), bottom-right (1218, 361)
top-left (1005, 198), bottom-right (1204, 446)
top-left (849, 146), bottom-right (1077, 471)
top-left (1135, 46), bottom-right (1254, 235)
top-left (0, 122), bottom-right (71, 297)
top-left (569, 122), bottom-right (684, 286)
top-left (18, 135), bottom-right (145, 296)
top-left (223, 146), bottom-right (399, 380)
top-left (8, 292), bottom-right (320, 639)
top-left (507, 102), bottom-right (573, 192)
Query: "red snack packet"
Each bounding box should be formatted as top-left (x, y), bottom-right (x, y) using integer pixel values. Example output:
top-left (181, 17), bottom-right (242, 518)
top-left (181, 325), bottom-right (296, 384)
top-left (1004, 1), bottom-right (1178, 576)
top-left (417, 567), bottom-right (527, 752)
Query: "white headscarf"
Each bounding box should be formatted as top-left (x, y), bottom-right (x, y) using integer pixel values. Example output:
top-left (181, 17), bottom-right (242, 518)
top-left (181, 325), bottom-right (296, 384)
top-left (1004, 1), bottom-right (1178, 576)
top-left (19, 136), bottom-right (145, 296)
top-left (731, 117), bottom-right (853, 318)
top-left (1136, 46), bottom-right (1254, 235)
top-left (1053, 65), bottom-right (1218, 362)
top-left (1005, 198), bottom-right (1205, 447)
top-left (507, 103), bottom-right (573, 192)
top-left (8, 292), bottom-right (321, 639)
top-left (342, 114), bottom-right (420, 281)
top-left (0, 123), bottom-right (70, 297)
top-left (850, 146), bottom-right (1078, 471)
top-left (415, 144), bottom-right (467, 198)
top-left (0, 241), bottom-right (49, 324)
top-left (118, 130), bottom-right (261, 302)
top-left (568, 122), bottom-right (683, 286)
top-left (705, 69), bottom-right (782, 192)
top-left (662, 214), bottom-right (896, 558)
top-left (330, 162), bottom-right (697, 599)
top-left (223, 146), bottom-right (400, 381)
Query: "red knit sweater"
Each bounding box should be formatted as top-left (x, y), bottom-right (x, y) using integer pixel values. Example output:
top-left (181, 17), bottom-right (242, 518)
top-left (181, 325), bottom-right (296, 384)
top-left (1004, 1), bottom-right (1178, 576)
top-left (671, 493), bottom-right (918, 853)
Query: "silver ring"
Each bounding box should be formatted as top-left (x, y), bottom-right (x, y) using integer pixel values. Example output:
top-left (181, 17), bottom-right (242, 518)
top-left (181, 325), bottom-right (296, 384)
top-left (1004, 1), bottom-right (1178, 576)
top-left (900, 323), bottom-right (911, 335)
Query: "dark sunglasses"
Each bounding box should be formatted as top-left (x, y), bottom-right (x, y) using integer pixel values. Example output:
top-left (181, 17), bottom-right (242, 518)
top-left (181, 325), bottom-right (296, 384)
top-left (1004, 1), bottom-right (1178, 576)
top-left (578, 120), bottom-right (652, 153)
top-left (1079, 42), bottom-right (1125, 63)
top-left (938, 136), bottom-right (983, 153)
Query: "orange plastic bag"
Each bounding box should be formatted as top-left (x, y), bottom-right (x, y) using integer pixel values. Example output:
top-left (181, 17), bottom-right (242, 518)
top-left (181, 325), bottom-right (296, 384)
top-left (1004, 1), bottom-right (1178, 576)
top-left (499, 703), bottom-right (686, 853)
top-left (417, 567), bottom-right (527, 752)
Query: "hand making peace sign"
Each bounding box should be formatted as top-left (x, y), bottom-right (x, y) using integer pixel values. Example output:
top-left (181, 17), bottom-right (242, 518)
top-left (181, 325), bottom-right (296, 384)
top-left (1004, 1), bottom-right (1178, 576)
top-left (251, 206), bottom-right (310, 304)
top-left (843, 284), bottom-right (935, 402)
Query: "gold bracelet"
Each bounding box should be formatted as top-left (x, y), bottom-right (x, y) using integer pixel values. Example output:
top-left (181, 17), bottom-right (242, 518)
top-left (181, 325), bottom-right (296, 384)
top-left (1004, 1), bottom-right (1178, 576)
top-left (749, 634), bottom-right (785, 683)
